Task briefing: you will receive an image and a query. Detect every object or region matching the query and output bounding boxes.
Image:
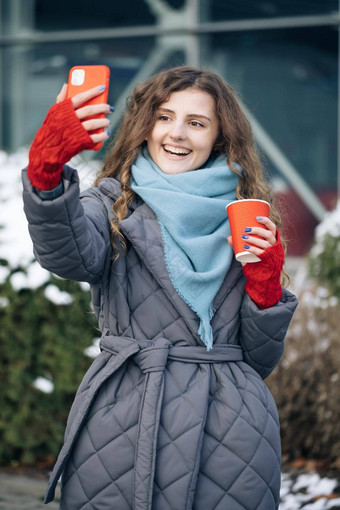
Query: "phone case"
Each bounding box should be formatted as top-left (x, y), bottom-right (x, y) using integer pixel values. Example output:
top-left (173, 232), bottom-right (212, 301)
top-left (67, 65), bottom-right (110, 148)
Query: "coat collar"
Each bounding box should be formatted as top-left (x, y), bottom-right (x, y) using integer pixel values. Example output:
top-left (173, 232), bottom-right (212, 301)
top-left (98, 177), bottom-right (142, 211)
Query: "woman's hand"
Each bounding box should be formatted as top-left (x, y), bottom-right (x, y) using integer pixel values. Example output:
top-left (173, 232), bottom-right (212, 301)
top-left (27, 83), bottom-right (113, 191)
top-left (227, 217), bottom-right (284, 309)
top-left (227, 216), bottom-right (277, 266)
top-left (56, 83), bottom-right (112, 145)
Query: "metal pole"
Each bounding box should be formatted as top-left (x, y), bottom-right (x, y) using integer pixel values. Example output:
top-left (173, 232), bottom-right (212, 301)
top-left (243, 103), bottom-right (327, 222)
top-left (186, 0), bottom-right (200, 66)
top-left (1, 14), bottom-right (339, 46)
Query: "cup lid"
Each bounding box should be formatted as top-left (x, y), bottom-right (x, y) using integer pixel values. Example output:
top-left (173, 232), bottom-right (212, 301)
top-left (226, 199), bottom-right (270, 210)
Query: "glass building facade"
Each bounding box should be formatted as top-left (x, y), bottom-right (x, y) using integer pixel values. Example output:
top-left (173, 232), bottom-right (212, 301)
top-left (0, 0), bottom-right (338, 254)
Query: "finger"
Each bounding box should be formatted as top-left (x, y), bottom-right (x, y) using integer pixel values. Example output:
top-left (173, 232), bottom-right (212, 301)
top-left (56, 83), bottom-right (68, 103)
top-left (71, 85), bottom-right (107, 109)
top-left (82, 117), bottom-right (111, 133)
top-left (90, 131), bottom-right (111, 144)
top-left (242, 234), bottom-right (272, 251)
top-left (76, 103), bottom-right (113, 120)
top-left (243, 226), bottom-right (276, 246)
top-left (242, 244), bottom-right (265, 259)
top-left (256, 216), bottom-right (276, 236)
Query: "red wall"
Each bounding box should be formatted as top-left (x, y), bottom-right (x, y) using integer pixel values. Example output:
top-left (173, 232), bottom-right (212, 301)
top-left (274, 188), bottom-right (338, 256)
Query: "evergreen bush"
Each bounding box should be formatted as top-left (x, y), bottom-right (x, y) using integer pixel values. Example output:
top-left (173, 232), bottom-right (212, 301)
top-left (308, 200), bottom-right (340, 299)
top-left (0, 261), bottom-right (97, 466)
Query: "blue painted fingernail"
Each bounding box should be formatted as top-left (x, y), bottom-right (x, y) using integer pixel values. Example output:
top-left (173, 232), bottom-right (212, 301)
top-left (244, 228), bottom-right (252, 232)
top-left (98, 85), bottom-right (106, 91)
top-left (256, 216), bottom-right (263, 220)
top-left (106, 131), bottom-right (111, 137)
top-left (242, 234), bottom-right (249, 239)
top-left (244, 245), bottom-right (250, 249)
top-left (109, 105), bottom-right (115, 112)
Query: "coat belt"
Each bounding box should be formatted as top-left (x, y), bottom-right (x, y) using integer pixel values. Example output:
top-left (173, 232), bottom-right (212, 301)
top-left (44, 335), bottom-right (243, 507)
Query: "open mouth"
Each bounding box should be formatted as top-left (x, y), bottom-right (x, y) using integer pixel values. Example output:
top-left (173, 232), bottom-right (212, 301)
top-left (163, 144), bottom-right (191, 156)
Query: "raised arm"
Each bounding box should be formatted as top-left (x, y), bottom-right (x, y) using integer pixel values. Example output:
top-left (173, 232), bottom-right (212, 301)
top-left (22, 83), bottom-right (114, 283)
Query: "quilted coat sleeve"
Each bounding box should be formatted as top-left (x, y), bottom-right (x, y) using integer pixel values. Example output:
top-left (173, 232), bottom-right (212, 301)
top-left (239, 288), bottom-right (298, 379)
top-left (22, 165), bottom-right (111, 284)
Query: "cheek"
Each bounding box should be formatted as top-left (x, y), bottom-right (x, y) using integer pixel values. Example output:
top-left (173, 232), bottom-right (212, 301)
top-left (207, 133), bottom-right (218, 153)
top-left (148, 123), bottom-right (165, 142)
top-left (199, 137), bottom-right (215, 155)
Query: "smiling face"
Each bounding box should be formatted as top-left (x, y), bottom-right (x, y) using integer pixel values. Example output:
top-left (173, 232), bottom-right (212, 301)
top-left (146, 88), bottom-right (219, 174)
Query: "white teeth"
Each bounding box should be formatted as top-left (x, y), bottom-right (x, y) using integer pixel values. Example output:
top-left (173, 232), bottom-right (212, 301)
top-left (163, 145), bottom-right (190, 156)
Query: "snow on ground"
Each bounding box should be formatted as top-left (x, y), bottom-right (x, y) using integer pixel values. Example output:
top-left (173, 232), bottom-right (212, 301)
top-left (1, 150), bottom-right (340, 509)
top-left (280, 471), bottom-right (340, 509)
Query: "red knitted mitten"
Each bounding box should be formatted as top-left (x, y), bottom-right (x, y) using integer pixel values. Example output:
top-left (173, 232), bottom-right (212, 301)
top-left (27, 98), bottom-right (97, 190)
top-left (242, 231), bottom-right (284, 309)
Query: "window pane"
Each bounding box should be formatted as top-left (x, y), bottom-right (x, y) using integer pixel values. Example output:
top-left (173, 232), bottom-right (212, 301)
top-left (35, 0), bottom-right (155, 30)
top-left (202, 0), bottom-right (339, 22)
top-left (202, 26), bottom-right (337, 190)
top-left (34, 0), bottom-right (187, 31)
top-left (1, 37), bottom-right (185, 150)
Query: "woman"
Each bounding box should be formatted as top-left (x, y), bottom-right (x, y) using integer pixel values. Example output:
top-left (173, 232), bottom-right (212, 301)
top-left (23, 66), bottom-right (297, 509)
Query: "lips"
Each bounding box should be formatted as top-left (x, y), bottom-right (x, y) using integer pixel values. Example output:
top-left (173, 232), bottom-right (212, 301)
top-left (163, 144), bottom-right (191, 156)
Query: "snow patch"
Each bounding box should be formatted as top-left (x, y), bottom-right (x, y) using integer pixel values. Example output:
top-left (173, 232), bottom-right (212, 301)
top-left (0, 296), bottom-right (9, 307)
top-left (280, 471), bottom-right (340, 509)
top-left (32, 377), bottom-right (54, 394)
top-left (0, 265), bottom-right (10, 284)
top-left (44, 284), bottom-right (74, 305)
top-left (314, 200), bottom-right (340, 240)
top-left (79, 281), bottom-right (91, 292)
top-left (84, 337), bottom-right (101, 358)
top-left (10, 262), bottom-right (50, 290)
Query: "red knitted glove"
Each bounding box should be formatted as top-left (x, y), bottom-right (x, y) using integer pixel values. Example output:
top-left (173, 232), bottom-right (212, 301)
top-left (242, 231), bottom-right (284, 309)
top-left (27, 98), bottom-right (97, 190)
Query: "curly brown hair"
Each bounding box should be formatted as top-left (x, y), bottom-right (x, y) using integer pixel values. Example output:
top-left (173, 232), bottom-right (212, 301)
top-left (95, 65), bottom-right (285, 276)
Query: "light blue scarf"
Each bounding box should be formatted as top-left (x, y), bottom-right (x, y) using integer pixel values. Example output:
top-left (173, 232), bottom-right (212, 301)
top-left (130, 147), bottom-right (239, 350)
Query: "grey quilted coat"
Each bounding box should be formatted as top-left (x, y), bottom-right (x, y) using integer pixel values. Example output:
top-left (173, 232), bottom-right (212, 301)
top-left (22, 166), bottom-right (297, 510)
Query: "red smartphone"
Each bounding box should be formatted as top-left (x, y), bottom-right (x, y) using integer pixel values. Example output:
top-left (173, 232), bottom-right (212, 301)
top-left (67, 65), bottom-right (110, 148)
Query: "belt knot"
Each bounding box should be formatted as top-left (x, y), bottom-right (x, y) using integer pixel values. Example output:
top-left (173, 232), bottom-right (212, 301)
top-left (135, 338), bottom-right (171, 373)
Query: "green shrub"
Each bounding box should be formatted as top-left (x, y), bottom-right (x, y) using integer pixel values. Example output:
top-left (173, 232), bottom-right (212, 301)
top-left (0, 262), bottom-right (97, 466)
top-left (308, 201), bottom-right (340, 299)
top-left (267, 290), bottom-right (340, 468)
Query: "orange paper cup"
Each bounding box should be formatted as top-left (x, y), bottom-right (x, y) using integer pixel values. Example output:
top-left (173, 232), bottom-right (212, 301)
top-left (226, 199), bottom-right (270, 263)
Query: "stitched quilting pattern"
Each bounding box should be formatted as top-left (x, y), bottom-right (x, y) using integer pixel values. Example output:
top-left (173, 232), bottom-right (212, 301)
top-left (22, 170), bottom-right (298, 509)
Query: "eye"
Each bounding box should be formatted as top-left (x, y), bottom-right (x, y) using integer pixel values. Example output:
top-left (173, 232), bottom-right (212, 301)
top-left (158, 115), bottom-right (171, 122)
top-left (190, 120), bottom-right (205, 128)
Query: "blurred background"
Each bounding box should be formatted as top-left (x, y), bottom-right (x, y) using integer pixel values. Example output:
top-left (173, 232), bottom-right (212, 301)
top-left (0, 0), bottom-right (339, 254)
top-left (0, 1), bottom-right (340, 508)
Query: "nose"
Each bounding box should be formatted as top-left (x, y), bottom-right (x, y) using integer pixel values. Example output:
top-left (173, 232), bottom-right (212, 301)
top-left (169, 121), bottom-right (186, 140)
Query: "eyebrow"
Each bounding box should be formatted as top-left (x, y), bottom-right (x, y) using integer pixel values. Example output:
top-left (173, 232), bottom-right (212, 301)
top-left (158, 107), bottom-right (212, 122)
